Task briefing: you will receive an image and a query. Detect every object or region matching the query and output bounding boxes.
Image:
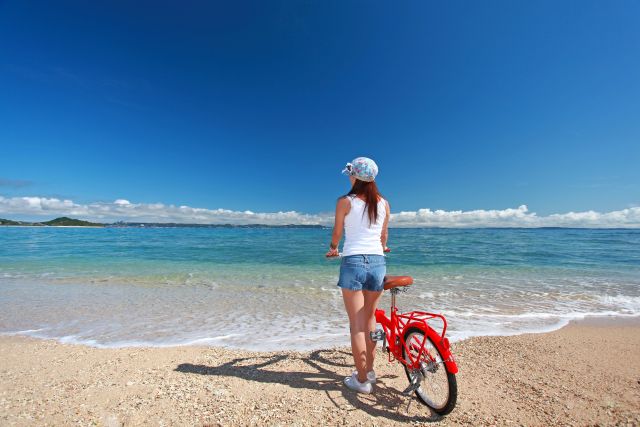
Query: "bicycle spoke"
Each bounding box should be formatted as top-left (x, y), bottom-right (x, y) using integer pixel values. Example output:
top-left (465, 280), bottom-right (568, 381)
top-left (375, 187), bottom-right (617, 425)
top-left (403, 329), bottom-right (452, 411)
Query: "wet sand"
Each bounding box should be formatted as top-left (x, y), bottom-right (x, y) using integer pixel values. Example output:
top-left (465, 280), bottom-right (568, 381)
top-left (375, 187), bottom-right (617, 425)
top-left (1, 317), bottom-right (638, 426)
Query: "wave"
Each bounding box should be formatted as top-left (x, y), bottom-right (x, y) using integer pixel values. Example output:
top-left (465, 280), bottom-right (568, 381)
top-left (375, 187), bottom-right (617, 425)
top-left (446, 312), bottom-right (640, 342)
top-left (3, 310), bottom-right (638, 351)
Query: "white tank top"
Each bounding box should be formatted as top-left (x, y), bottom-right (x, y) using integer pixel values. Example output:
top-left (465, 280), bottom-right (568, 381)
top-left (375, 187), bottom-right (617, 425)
top-left (342, 196), bottom-right (387, 257)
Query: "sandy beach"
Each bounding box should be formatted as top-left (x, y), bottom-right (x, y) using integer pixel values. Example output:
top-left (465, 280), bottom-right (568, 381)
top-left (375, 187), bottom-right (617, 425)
top-left (1, 317), bottom-right (638, 426)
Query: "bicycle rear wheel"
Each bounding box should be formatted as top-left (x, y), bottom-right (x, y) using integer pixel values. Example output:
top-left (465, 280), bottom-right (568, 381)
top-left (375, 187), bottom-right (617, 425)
top-left (402, 327), bottom-right (457, 415)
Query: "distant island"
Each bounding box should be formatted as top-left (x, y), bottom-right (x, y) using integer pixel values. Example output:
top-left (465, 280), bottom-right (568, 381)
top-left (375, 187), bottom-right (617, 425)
top-left (0, 217), bottom-right (105, 227)
top-left (0, 217), bottom-right (326, 228)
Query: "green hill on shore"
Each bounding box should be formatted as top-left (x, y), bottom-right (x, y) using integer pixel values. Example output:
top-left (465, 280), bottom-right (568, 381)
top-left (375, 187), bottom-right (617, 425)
top-left (0, 218), bottom-right (23, 225)
top-left (41, 217), bottom-right (104, 226)
top-left (0, 217), bottom-right (104, 227)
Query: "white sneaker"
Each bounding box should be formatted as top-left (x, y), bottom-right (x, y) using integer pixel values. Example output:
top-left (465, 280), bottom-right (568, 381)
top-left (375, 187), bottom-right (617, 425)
top-left (344, 372), bottom-right (373, 394)
top-left (352, 370), bottom-right (376, 384)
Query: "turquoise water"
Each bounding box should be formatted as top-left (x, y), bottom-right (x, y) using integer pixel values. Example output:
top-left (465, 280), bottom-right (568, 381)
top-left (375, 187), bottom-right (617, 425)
top-left (1, 227), bottom-right (638, 350)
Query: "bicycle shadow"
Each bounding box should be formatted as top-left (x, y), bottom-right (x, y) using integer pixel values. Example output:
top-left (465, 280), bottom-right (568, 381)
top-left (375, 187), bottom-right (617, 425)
top-left (175, 348), bottom-right (442, 424)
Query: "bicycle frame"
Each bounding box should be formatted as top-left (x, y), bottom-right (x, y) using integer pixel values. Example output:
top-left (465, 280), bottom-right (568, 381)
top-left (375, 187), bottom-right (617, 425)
top-left (374, 288), bottom-right (458, 374)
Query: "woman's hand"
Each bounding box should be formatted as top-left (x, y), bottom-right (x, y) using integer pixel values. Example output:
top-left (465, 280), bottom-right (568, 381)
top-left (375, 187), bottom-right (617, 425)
top-left (326, 247), bottom-right (340, 257)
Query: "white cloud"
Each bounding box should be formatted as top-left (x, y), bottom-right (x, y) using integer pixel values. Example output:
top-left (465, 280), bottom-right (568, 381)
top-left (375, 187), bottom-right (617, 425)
top-left (0, 196), bottom-right (327, 226)
top-left (390, 204), bottom-right (640, 228)
top-left (0, 195), bottom-right (639, 228)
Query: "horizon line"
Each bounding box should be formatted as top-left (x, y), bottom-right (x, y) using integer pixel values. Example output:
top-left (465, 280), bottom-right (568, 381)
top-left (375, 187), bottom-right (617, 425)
top-left (2, 216), bottom-right (640, 230)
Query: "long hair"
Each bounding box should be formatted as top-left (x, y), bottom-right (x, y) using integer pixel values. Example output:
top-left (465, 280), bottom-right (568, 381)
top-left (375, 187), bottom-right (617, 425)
top-left (343, 180), bottom-right (383, 226)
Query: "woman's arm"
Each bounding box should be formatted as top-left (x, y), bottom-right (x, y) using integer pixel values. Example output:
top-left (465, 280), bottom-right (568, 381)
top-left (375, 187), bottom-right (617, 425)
top-left (381, 200), bottom-right (390, 251)
top-left (326, 197), bottom-right (350, 257)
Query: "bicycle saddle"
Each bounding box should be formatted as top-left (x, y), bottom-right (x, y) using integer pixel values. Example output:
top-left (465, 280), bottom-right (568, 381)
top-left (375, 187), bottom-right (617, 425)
top-left (383, 275), bottom-right (413, 290)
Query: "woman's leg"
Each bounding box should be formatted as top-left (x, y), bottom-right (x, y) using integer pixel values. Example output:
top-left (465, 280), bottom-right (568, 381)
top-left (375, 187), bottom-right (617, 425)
top-left (341, 289), bottom-right (368, 383)
top-left (363, 290), bottom-right (383, 372)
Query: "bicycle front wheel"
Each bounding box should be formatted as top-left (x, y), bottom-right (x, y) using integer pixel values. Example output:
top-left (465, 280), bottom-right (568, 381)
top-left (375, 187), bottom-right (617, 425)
top-left (402, 327), bottom-right (457, 415)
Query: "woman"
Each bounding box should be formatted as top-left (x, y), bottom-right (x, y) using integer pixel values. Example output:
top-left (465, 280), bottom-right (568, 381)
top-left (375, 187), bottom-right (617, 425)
top-left (326, 157), bottom-right (390, 394)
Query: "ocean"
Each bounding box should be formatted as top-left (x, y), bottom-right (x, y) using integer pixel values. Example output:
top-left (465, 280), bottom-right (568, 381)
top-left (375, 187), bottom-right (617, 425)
top-left (1, 227), bottom-right (638, 350)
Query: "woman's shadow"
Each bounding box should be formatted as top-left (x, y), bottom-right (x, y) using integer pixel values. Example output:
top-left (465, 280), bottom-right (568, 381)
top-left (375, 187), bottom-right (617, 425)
top-left (175, 348), bottom-right (440, 423)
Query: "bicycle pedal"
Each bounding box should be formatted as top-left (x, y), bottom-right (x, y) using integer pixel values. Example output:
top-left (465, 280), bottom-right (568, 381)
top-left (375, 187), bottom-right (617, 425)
top-left (370, 329), bottom-right (386, 342)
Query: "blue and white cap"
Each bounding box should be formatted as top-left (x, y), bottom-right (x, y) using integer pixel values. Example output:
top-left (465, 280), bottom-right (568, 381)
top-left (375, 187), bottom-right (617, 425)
top-left (341, 157), bottom-right (379, 182)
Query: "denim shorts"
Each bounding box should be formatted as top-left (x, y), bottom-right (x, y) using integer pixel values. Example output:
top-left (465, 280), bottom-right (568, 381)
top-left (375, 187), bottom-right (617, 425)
top-left (337, 254), bottom-right (386, 292)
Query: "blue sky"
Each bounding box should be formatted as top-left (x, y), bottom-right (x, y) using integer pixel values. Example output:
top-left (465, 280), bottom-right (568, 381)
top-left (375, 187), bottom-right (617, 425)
top-left (1, 1), bottom-right (639, 223)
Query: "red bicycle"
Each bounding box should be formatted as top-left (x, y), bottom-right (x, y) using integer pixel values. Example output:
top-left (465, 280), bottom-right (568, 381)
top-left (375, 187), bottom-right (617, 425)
top-left (371, 275), bottom-right (458, 415)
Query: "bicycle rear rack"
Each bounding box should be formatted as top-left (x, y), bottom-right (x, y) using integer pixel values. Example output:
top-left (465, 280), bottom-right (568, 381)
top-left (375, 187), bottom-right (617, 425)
top-left (388, 287), bottom-right (447, 338)
top-left (397, 310), bottom-right (448, 340)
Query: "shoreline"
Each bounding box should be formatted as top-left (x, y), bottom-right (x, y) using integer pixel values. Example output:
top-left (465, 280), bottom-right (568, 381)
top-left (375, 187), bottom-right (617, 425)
top-left (1, 316), bottom-right (638, 426)
top-left (3, 313), bottom-right (638, 352)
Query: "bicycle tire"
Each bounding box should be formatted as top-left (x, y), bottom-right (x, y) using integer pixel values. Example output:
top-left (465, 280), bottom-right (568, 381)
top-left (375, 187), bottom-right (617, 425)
top-left (402, 326), bottom-right (457, 415)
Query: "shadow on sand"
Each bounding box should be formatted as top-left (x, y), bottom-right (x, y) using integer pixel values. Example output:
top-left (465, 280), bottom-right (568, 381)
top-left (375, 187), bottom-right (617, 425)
top-left (175, 349), bottom-right (440, 424)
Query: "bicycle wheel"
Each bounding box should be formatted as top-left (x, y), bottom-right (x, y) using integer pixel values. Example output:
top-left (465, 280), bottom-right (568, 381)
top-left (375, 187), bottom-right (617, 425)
top-left (402, 327), bottom-right (457, 415)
